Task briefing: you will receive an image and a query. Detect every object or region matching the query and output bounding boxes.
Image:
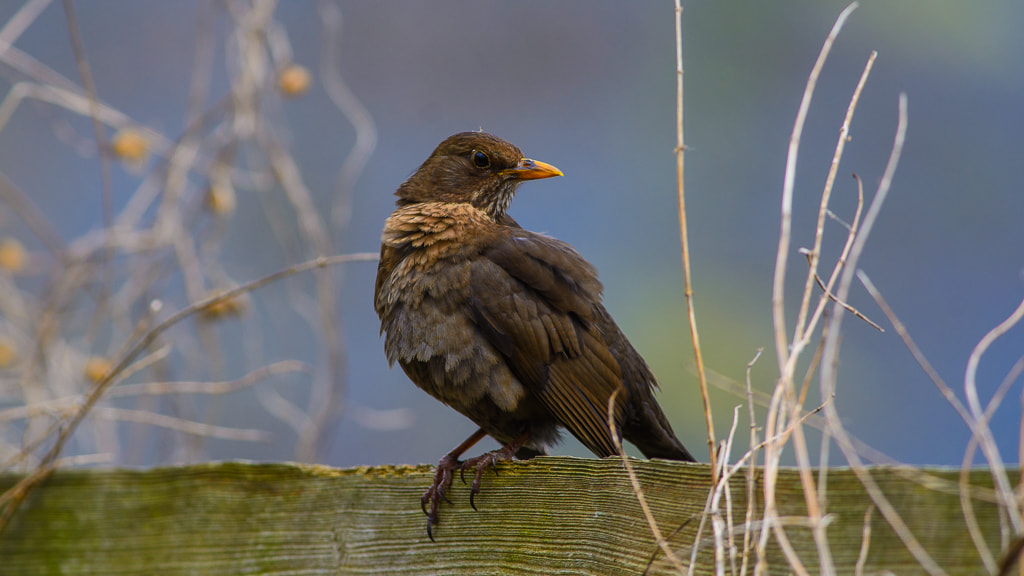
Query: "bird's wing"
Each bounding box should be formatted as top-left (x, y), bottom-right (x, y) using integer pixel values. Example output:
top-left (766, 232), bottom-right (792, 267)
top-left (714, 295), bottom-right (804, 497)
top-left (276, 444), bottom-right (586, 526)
top-left (469, 231), bottom-right (627, 457)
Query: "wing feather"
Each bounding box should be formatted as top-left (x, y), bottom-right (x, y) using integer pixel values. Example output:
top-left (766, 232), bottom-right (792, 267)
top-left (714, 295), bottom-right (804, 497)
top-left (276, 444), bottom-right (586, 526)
top-left (467, 231), bottom-right (628, 456)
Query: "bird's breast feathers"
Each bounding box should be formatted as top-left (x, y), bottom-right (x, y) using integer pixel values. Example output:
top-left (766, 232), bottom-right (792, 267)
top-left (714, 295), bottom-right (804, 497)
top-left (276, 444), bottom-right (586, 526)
top-left (381, 202), bottom-right (492, 250)
top-left (377, 202), bottom-right (494, 309)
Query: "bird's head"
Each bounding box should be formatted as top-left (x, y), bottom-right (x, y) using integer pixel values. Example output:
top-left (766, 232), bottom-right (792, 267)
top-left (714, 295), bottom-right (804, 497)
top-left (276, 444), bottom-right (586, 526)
top-left (396, 131), bottom-right (563, 221)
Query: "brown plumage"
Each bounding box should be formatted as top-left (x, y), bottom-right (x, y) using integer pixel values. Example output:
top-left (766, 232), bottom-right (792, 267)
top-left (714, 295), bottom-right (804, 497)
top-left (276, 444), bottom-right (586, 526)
top-left (374, 131), bottom-right (695, 539)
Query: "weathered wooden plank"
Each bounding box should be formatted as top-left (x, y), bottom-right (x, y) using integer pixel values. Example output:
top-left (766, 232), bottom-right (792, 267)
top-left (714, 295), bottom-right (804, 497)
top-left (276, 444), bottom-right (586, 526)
top-left (0, 458), bottom-right (1012, 575)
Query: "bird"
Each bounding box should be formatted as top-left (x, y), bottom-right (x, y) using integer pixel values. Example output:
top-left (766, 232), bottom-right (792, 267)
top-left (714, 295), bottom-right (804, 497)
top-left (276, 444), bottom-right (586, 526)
top-left (374, 131), bottom-right (696, 539)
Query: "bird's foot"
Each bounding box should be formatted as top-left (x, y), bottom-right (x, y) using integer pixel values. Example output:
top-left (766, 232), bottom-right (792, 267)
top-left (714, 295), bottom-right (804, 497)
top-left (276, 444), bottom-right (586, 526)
top-left (459, 441), bottom-right (520, 511)
top-left (421, 432), bottom-right (528, 541)
top-left (421, 452), bottom-right (461, 541)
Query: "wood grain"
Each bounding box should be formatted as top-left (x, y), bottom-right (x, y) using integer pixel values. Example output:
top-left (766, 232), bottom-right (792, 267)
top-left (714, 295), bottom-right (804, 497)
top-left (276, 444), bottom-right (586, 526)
top-left (0, 458), bottom-right (1012, 575)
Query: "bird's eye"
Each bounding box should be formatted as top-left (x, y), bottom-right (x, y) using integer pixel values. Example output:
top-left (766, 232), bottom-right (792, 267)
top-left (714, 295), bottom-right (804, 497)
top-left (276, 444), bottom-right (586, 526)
top-left (471, 150), bottom-right (490, 169)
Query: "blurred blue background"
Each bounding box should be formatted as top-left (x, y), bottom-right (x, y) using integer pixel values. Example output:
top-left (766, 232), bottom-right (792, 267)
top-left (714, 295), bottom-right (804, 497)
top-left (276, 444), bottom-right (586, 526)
top-left (1, 1), bottom-right (1021, 468)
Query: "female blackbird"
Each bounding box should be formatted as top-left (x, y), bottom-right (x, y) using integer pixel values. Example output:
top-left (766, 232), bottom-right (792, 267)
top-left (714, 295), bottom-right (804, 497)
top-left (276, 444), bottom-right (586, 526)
top-left (375, 132), bottom-right (695, 538)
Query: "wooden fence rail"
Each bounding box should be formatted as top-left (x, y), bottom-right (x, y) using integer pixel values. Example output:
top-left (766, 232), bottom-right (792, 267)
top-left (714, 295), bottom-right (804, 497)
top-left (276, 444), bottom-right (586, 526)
top-left (0, 458), bottom-right (1014, 574)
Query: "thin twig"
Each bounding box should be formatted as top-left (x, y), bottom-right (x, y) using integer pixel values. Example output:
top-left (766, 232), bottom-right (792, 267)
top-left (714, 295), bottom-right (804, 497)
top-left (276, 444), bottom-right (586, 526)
top-left (0, 171), bottom-right (66, 254)
top-left (740, 348), bottom-right (762, 576)
top-left (857, 270), bottom-right (973, 423)
top-left (820, 94), bottom-right (946, 576)
top-left (960, 434), bottom-right (999, 573)
top-left (0, 0), bottom-right (52, 61)
top-left (114, 360), bottom-right (311, 397)
top-left (688, 469), bottom-right (717, 576)
top-left (318, 1), bottom-right (377, 232)
top-left (672, 0), bottom-right (716, 478)
top-left (964, 295), bottom-right (1024, 536)
top-left (804, 171), bottom-right (866, 365)
top-left (801, 249), bottom-right (883, 332)
top-left (61, 0), bottom-right (115, 340)
top-left (608, 390), bottom-right (687, 574)
top-left (771, 1), bottom-right (859, 371)
top-left (854, 505), bottom-right (874, 576)
top-left (0, 360), bottom-right (308, 423)
top-left (793, 50), bottom-right (877, 346)
top-left (88, 407), bottom-right (271, 442)
top-left (711, 406), bottom-right (742, 576)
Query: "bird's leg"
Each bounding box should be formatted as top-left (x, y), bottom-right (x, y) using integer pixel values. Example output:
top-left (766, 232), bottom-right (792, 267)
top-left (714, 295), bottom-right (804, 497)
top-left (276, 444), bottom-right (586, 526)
top-left (460, 431), bottom-right (530, 511)
top-left (422, 427), bottom-right (487, 541)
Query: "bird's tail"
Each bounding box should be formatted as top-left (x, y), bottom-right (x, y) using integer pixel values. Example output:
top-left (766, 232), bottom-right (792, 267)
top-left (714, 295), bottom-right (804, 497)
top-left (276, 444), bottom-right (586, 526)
top-left (623, 399), bottom-right (697, 462)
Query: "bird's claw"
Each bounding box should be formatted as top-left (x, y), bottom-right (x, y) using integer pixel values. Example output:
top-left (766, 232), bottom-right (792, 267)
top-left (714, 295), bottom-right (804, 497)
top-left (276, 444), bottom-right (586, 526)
top-left (466, 452), bottom-right (500, 511)
top-left (421, 453), bottom-right (461, 541)
top-left (421, 443), bottom-right (521, 539)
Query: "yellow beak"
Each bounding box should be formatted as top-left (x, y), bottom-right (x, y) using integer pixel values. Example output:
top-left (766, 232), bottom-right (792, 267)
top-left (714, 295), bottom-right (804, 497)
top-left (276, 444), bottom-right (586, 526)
top-left (500, 158), bottom-right (563, 180)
